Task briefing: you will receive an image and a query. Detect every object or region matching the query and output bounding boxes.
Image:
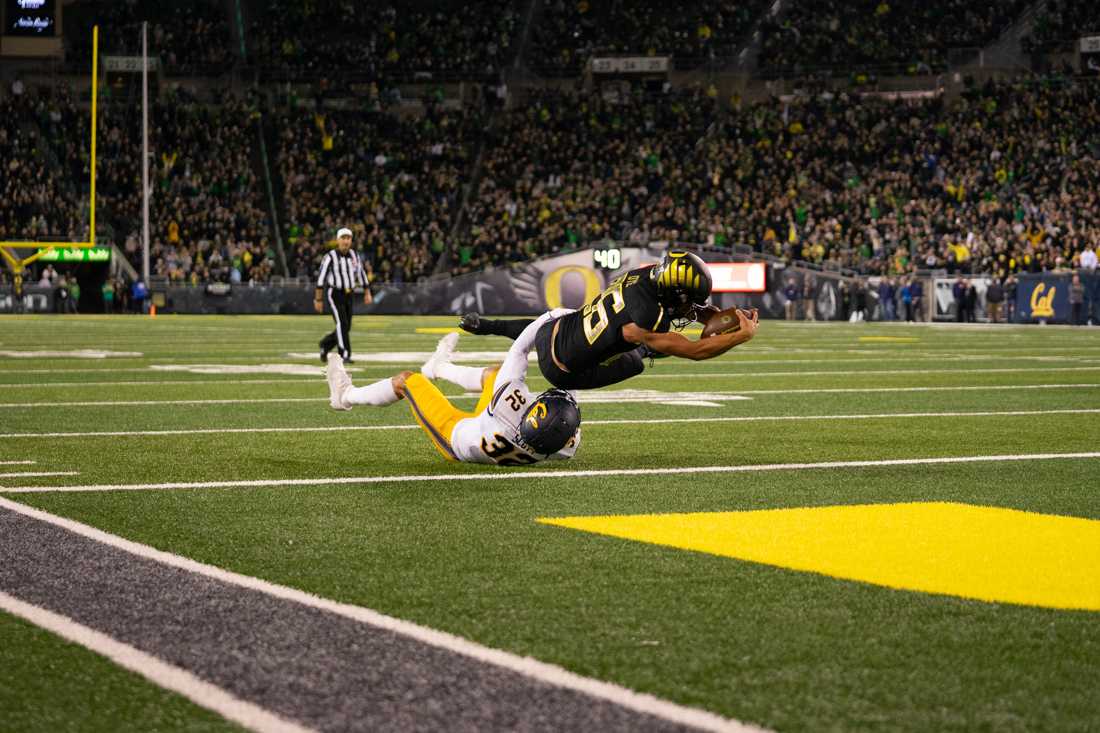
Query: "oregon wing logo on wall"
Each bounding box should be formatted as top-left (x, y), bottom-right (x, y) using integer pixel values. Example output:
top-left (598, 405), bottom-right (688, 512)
top-left (507, 249), bottom-right (666, 311)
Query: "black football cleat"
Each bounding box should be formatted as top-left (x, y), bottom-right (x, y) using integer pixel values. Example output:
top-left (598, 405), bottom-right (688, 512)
top-left (459, 312), bottom-right (490, 335)
top-left (319, 339), bottom-right (330, 364)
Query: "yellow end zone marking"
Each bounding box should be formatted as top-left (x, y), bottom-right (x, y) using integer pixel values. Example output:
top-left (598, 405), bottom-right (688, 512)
top-left (538, 503), bottom-right (1100, 611)
top-left (858, 336), bottom-right (919, 343)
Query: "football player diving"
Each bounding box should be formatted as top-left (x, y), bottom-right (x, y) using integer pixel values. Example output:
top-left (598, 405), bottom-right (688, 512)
top-left (460, 250), bottom-right (758, 391)
top-left (324, 310), bottom-right (580, 466)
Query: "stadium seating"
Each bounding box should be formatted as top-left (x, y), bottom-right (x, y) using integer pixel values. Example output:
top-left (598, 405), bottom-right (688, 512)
top-left (454, 78), bottom-right (1099, 279)
top-left (527, 0), bottom-right (769, 74)
top-left (1023, 0), bottom-right (1100, 54)
top-left (453, 86), bottom-right (727, 275)
top-left (0, 88), bottom-right (84, 244)
top-left (758, 0), bottom-right (1032, 75)
top-left (64, 0), bottom-right (233, 76)
top-left (246, 0), bottom-right (521, 80)
top-left (5, 2), bottom-right (1099, 290)
top-left (276, 102), bottom-right (479, 283)
top-left (35, 87), bottom-right (274, 284)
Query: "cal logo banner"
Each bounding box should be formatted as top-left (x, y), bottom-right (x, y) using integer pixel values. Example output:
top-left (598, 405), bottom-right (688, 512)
top-left (1015, 275), bottom-right (1070, 323)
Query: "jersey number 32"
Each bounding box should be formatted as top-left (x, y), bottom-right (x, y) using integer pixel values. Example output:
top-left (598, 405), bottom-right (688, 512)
top-left (481, 434), bottom-right (537, 466)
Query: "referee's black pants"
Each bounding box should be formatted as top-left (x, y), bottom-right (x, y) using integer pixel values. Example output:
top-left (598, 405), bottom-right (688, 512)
top-left (320, 288), bottom-right (354, 360)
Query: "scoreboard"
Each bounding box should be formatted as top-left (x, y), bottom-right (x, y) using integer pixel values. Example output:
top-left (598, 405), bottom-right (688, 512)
top-left (5, 0), bottom-right (55, 36)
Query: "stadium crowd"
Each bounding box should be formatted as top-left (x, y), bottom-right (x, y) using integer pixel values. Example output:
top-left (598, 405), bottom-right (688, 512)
top-left (528, 0), bottom-right (769, 73)
top-left (247, 0), bottom-right (520, 79)
top-left (0, 87), bottom-right (84, 244)
top-left (4, 0), bottom-right (1100, 302)
top-left (729, 76), bottom-right (1100, 281)
top-left (6, 74), bottom-right (1099, 291)
top-left (276, 102), bottom-right (479, 283)
top-left (64, 0), bottom-right (233, 75)
top-left (758, 0), bottom-right (1031, 74)
top-left (455, 86), bottom-right (721, 275)
top-left (1023, 0), bottom-right (1100, 54)
top-left (453, 76), bottom-right (1099, 283)
top-left (37, 84), bottom-right (276, 285)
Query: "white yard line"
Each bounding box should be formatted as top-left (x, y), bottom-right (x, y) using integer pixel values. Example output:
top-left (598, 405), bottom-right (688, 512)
top-left (0, 591), bottom-right (314, 733)
top-left (635, 366), bottom-right (1100, 379)
top-left (3, 382), bottom-right (1099, 409)
top-left (0, 460), bottom-right (36, 465)
top-left (1, 408), bottom-right (1098, 440)
top-left (0, 378), bottom-right (324, 389)
top-left (0, 398), bottom-right (325, 408)
top-left (732, 383), bottom-right (1100, 395)
top-left (3, 453), bottom-right (1097, 494)
top-left (0, 498), bottom-right (766, 733)
top-left (0, 471), bottom-right (78, 478)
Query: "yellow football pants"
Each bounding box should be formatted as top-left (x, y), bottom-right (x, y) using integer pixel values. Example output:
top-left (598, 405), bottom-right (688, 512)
top-left (404, 369), bottom-right (497, 461)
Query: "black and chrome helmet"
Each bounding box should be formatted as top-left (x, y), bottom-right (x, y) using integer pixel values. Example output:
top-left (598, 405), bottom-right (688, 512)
top-left (651, 249), bottom-right (713, 319)
top-left (519, 389), bottom-right (580, 455)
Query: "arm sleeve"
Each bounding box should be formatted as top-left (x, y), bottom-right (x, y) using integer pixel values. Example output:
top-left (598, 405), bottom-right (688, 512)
top-left (492, 308), bottom-right (573, 391)
top-left (316, 254), bottom-right (330, 288)
top-left (356, 255), bottom-right (368, 287)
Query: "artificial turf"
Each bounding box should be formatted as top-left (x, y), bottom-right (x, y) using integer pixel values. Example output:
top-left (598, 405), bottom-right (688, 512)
top-left (2, 314), bottom-right (1098, 731)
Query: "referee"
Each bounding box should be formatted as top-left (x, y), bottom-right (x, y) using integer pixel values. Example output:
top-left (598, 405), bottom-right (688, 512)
top-left (315, 227), bottom-right (372, 363)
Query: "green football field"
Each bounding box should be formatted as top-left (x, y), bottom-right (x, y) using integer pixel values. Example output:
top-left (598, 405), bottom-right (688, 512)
top-left (1, 314), bottom-right (1099, 732)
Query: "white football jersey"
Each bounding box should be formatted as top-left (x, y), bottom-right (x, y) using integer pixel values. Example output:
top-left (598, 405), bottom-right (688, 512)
top-left (450, 379), bottom-right (580, 465)
top-left (448, 309), bottom-right (580, 465)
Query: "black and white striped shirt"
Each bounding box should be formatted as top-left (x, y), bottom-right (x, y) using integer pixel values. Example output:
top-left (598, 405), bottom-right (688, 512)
top-left (317, 249), bottom-right (368, 291)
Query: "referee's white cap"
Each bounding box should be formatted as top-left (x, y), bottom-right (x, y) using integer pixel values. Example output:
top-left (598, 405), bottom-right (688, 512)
top-left (337, 227), bottom-right (353, 238)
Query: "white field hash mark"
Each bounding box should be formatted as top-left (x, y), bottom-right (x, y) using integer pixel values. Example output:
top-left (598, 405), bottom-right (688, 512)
top-left (0, 591), bottom-right (314, 733)
top-left (0, 498), bottom-right (767, 733)
top-left (1, 408), bottom-right (1099, 440)
top-left (3, 453), bottom-right (1098, 494)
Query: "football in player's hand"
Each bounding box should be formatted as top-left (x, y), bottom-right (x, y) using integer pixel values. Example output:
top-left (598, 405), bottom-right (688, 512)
top-left (701, 307), bottom-right (749, 338)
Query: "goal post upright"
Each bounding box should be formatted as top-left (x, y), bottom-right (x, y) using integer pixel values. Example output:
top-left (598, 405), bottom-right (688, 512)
top-left (89, 23), bottom-right (98, 250)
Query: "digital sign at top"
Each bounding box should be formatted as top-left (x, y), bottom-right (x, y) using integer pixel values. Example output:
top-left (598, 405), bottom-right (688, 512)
top-left (5, 0), bottom-right (56, 36)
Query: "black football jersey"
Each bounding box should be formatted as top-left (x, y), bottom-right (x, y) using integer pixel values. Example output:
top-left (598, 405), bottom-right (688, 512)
top-left (551, 266), bottom-right (672, 372)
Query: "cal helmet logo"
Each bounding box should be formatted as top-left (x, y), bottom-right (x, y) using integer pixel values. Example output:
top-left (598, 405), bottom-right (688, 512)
top-left (525, 401), bottom-right (548, 429)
